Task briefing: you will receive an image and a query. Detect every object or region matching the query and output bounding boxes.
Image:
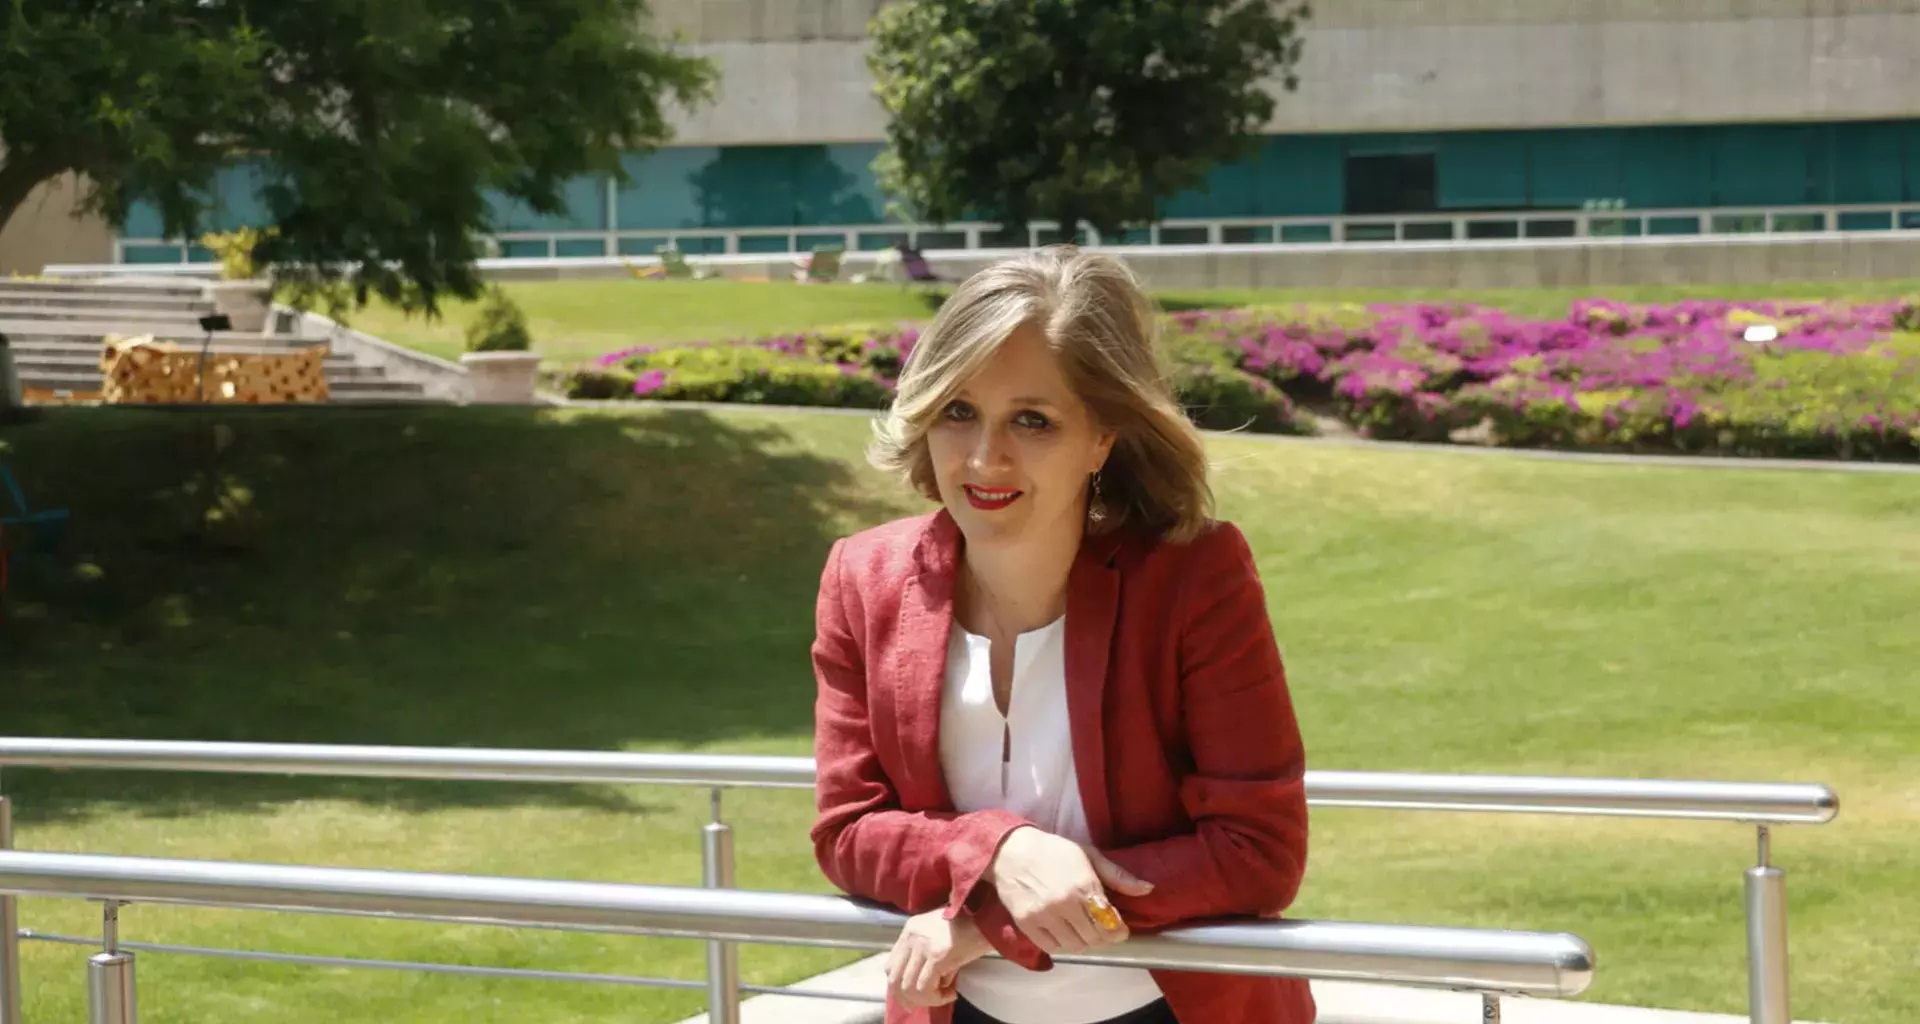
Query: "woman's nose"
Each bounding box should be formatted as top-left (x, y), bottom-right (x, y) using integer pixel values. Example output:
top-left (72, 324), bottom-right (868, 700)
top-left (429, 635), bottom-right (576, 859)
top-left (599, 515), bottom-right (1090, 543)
top-left (967, 427), bottom-right (1008, 470)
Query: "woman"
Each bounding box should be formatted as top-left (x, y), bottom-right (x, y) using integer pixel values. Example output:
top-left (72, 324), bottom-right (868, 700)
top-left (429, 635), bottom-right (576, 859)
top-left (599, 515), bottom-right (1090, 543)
top-left (810, 247), bottom-right (1311, 1024)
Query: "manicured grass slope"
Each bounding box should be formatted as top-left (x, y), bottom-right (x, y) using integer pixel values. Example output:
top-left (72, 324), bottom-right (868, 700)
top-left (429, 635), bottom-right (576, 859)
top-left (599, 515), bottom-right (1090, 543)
top-left (1, 406), bottom-right (1914, 1022)
top-left (343, 276), bottom-right (1920, 366)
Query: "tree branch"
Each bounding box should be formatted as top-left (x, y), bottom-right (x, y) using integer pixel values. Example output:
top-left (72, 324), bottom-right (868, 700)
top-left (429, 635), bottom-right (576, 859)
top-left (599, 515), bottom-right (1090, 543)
top-left (0, 151), bottom-right (64, 233)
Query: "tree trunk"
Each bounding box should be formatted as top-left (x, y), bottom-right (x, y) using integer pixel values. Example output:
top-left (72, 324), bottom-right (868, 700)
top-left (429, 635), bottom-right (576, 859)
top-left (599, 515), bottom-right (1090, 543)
top-left (0, 152), bottom-right (59, 238)
top-left (1055, 210), bottom-right (1081, 248)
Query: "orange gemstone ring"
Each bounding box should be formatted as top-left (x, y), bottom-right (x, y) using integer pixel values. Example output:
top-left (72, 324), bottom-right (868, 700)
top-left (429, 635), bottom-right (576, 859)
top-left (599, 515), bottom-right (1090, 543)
top-left (1084, 894), bottom-right (1123, 932)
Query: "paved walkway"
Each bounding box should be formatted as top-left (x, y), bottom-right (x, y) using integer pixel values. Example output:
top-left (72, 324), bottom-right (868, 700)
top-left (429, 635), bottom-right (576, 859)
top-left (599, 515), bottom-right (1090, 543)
top-left (673, 955), bottom-right (1827, 1024)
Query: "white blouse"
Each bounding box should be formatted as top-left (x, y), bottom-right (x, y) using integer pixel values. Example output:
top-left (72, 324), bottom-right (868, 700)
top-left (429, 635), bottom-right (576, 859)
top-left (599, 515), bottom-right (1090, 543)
top-left (938, 617), bottom-right (1164, 1024)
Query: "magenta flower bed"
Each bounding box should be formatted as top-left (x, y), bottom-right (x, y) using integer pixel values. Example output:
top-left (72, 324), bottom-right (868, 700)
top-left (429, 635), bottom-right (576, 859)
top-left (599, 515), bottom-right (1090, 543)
top-left (1170, 299), bottom-right (1920, 459)
top-left (570, 319), bottom-right (1304, 433)
top-left (572, 299), bottom-right (1920, 461)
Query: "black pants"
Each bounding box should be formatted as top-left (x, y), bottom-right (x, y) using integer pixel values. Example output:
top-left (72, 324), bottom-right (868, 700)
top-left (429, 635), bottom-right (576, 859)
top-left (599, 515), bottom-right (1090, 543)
top-left (952, 996), bottom-right (1179, 1024)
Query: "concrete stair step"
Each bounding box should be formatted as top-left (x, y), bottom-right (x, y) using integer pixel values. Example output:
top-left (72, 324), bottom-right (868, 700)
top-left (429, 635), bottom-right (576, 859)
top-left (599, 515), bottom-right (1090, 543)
top-left (11, 351), bottom-right (356, 371)
top-left (330, 378), bottom-right (426, 395)
top-left (0, 279), bottom-right (208, 300)
top-left (0, 306), bottom-right (212, 324)
top-left (0, 290), bottom-right (214, 312)
top-left (20, 368), bottom-right (433, 404)
top-left (18, 371), bottom-right (103, 394)
top-left (1, 327), bottom-right (316, 347)
top-left (20, 367), bottom-right (390, 387)
top-left (7, 342), bottom-right (326, 361)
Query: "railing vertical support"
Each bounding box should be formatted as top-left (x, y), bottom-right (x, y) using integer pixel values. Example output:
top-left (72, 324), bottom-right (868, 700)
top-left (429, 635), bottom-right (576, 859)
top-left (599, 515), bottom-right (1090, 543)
top-left (1746, 825), bottom-right (1789, 1024)
top-left (1483, 993), bottom-right (1501, 1024)
top-left (702, 788), bottom-right (740, 1024)
top-left (0, 795), bottom-right (21, 1024)
top-left (87, 903), bottom-right (133, 1024)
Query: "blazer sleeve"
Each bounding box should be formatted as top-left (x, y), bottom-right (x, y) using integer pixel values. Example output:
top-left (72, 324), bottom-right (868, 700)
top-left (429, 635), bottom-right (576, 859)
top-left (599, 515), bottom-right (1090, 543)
top-left (1100, 523), bottom-right (1309, 932)
top-left (808, 538), bottom-right (1044, 966)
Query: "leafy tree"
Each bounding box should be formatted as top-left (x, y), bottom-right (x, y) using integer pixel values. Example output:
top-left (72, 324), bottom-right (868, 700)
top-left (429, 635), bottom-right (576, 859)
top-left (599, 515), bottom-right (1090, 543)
top-left (869, 0), bottom-right (1309, 243)
top-left (0, 0), bottom-right (715, 311)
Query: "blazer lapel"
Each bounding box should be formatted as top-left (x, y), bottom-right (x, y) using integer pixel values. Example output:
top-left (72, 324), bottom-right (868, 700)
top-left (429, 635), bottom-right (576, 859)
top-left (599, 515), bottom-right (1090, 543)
top-left (894, 511), bottom-right (961, 808)
top-left (1065, 531), bottom-right (1125, 848)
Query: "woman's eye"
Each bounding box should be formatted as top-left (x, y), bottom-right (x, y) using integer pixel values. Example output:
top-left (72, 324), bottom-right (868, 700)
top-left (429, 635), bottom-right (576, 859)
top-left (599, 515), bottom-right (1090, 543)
top-left (942, 400), bottom-right (975, 421)
top-left (1015, 411), bottom-right (1052, 431)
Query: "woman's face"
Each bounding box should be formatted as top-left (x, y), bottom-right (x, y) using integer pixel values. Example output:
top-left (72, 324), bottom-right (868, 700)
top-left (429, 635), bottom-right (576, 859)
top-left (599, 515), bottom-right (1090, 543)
top-left (926, 323), bottom-right (1115, 552)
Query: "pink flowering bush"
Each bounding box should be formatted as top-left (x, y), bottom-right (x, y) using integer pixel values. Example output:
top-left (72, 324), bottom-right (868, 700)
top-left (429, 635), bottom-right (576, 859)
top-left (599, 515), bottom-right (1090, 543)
top-left (1166, 298), bottom-right (1920, 460)
top-left (571, 298), bottom-right (1920, 460)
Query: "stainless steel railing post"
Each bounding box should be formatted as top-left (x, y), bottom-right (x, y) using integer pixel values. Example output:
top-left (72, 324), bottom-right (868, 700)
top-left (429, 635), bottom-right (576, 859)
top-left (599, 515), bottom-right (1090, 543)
top-left (87, 902), bottom-right (134, 1024)
top-left (1746, 826), bottom-right (1789, 1024)
top-left (702, 789), bottom-right (740, 1024)
top-left (1482, 993), bottom-right (1501, 1023)
top-left (0, 795), bottom-right (20, 1024)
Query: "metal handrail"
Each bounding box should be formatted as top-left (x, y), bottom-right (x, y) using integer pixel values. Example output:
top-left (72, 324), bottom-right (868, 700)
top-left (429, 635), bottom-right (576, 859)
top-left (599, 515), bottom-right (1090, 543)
top-left (0, 738), bottom-right (1839, 824)
top-left (0, 850), bottom-right (1595, 997)
top-left (0, 739), bottom-right (1831, 1024)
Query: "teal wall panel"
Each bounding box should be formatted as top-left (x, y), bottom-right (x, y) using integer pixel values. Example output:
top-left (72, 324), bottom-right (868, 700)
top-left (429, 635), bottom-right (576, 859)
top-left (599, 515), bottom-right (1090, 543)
top-left (1258, 136), bottom-right (1344, 216)
top-left (123, 160), bottom-right (273, 237)
top-left (1438, 132), bottom-right (1529, 209)
top-left (1903, 124), bottom-right (1920, 202)
top-left (489, 173), bottom-right (610, 233)
top-left (617, 147), bottom-right (716, 230)
top-left (119, 122), bottom-right (1920, 252)
top-left (1529, 130), bottom-right (1625, 207)
top-left (616, 144), bottom-right (885, 230)
top-left (1712, 125), bottom-right (1812, 205)
top-left (1162, 160), bottom-right (1253, 220)
top-left (1620, 128), bottom-right (1714, 208)
top-left (1816, 122), bottom-right (1901, 204)
top-left (123, 203), bottom-right (168, 239)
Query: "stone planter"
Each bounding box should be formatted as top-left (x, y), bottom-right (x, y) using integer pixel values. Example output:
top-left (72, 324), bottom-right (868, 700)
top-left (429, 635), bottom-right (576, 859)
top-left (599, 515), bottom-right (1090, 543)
top-left (460, 351), bottom-right (543, 404)
top-left (207, 280), bottom-right (275, 333)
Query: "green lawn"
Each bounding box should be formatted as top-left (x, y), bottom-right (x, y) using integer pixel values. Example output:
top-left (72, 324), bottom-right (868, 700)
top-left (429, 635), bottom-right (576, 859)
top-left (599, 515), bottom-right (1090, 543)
top-left (344, 280), bottom-right (946, 366)
top-left (1, 407), bottom-right (1916, 1024)
top-left (337, 276), bottom-right (1920, 368)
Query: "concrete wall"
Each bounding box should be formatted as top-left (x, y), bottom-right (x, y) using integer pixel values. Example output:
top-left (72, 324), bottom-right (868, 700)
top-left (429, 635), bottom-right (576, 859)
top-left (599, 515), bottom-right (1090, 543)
top-left (652, 0), bottom-right (1920, 145)
top-left (0, 174), bottom-right (114, 277)
top-left (544, 233), bottom-right (1920, 291)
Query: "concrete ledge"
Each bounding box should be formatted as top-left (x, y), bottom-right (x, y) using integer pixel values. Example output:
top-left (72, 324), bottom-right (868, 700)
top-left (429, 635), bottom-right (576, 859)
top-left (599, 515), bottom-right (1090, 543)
top-left (672, 956), bottom-right (1831, 1024)
top-left (674, 954), bottom-right (883, 1024)
top-left (43, 231), bottom-right (1920, 292)
top-left (423, 232), bottom-right (1920, 291)
top-left (286, 308), bottom-right (471, 404)
top-left (1314, 981), bottom-right (1828, 1024)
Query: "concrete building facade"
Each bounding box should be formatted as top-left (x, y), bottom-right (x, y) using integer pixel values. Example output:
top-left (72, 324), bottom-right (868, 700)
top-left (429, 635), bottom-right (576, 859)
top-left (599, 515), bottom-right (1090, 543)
top-left (8, 0), bottom-right (1920, 271)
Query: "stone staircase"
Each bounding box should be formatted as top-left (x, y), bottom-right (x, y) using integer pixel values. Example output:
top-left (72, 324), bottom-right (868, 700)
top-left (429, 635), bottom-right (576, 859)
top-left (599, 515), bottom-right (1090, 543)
top-left (1, 279), bottom-right (444, 403)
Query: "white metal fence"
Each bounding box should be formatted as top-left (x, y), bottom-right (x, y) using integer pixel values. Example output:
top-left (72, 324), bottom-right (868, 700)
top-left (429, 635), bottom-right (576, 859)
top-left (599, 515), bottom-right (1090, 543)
top-left (0, 738), bottom-right (1836, 1024)
top-left (98, 202), bottom-right (1920, 267)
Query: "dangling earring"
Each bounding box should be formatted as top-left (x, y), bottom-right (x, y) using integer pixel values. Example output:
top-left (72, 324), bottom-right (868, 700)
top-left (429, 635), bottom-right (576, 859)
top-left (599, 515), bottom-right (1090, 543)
top-left (1087, 470), bottom-right (1107, 525)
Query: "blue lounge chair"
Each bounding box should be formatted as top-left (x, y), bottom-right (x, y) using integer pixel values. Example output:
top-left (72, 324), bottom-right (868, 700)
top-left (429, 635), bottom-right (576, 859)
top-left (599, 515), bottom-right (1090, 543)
top-left (1, 464), bottom-right (69, 556)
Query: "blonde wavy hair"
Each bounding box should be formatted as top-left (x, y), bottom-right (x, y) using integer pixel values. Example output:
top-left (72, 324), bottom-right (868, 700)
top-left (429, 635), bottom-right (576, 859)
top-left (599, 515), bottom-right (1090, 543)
top-left (869, 246), bottom-right (1213, 543)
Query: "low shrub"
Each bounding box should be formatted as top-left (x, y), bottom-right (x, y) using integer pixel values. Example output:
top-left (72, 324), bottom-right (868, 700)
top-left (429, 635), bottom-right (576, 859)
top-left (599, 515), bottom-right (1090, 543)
top-left (465, 287), bottom-right (533, 353)
top-left (1169, 363), bottom-right (1304, 434)
top-left (567, 344), bottom-right (892, 409)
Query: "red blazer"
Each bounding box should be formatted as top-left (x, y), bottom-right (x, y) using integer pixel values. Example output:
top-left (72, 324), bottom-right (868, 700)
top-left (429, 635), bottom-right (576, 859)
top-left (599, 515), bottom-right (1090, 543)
top-left (810, 510), bottom-right (1314, 1024)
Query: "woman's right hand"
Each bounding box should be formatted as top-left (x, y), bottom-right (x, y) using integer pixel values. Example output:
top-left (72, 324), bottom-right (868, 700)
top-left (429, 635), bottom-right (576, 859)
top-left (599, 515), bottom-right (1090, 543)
top-left (985, 826), bottom-right (1154, 954)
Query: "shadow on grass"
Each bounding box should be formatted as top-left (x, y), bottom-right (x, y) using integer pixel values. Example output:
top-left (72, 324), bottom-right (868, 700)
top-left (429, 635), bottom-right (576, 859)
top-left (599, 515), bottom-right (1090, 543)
top-left (0, 405), bottom-right (904, 824)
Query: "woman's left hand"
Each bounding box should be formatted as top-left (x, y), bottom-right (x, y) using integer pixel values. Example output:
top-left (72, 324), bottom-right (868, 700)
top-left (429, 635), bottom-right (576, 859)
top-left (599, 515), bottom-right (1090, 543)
top-left (885, 910), bottom-right (990, 1008)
